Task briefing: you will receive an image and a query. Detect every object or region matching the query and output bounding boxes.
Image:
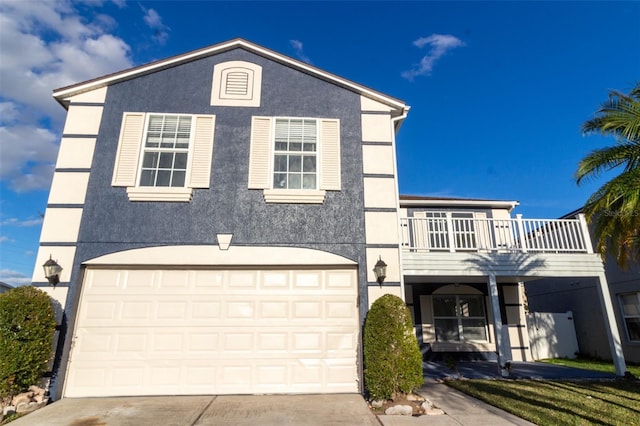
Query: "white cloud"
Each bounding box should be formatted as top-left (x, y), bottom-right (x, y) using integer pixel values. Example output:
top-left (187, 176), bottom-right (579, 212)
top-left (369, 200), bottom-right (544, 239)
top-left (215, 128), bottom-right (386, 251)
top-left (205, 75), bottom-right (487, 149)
top-left (290, 39), bottom-right (312, 64)
top-left (141, 6), bottom-right (170, 45)
top-left (0, 0), bottom-right (135, 192)
top-left (0, 236), bottom-right (12, 243)
top-left (1, 217), bottom-right (44, 227)
top-left (402, 34), bottom-right (465, 80)
top-left (0, 268), bottom-right (32, 287)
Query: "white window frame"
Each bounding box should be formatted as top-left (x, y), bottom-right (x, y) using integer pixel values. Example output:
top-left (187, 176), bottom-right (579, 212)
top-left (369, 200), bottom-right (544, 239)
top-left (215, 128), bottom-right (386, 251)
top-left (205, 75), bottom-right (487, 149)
top-left (112, 112), bottom-right (215, 202)
top-left (432, 294), bottom-right (489, 342)
top-left (619, 292), bottom-right (640, 342)
top-left (137, 113), bottom-right (194, 189)
top-left (271, 117), bottom-right (320, 191)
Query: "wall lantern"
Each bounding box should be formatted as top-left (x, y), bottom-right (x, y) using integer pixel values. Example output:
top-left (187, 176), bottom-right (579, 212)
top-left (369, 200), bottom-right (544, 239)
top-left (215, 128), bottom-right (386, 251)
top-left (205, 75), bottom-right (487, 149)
top-left (373, 256), bottom-right (387, 287)
top-left (43, 256), bottom-right (63, 288)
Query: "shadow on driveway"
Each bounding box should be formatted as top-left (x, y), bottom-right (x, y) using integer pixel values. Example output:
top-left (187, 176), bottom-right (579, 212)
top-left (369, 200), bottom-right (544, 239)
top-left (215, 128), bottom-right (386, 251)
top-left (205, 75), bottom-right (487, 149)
top-left (423, 361), bottom-right (617, 380)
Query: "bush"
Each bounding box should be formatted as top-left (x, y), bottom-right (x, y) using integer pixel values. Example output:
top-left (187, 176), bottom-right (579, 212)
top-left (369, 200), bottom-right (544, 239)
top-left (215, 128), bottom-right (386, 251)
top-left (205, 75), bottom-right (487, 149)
top-left (0, 286), bottom-right (56, 400)
top-left (364, 294), bottom-right (423, 400)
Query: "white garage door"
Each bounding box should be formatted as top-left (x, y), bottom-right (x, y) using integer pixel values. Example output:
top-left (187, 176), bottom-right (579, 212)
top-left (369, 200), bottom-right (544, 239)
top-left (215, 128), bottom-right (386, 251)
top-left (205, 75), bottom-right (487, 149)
top-left (65, 267), bottom-right (359, 397)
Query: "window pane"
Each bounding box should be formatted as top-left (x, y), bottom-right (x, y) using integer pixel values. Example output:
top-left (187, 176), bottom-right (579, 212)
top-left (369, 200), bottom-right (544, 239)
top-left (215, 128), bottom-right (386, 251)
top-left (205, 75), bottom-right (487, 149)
top-left (146, 134), bottom-right (160, 147)
top-left (142, 152), bottom-right (159, 168)
top-left (290, 142), bottom-right (302, 151)
top-left (462, 319), bottom-right (487, 341)
top-left (620, 294), bottom-right (640, 316)
top-left (156, 170), bottom-right (171, 186)
top-left (140, 170), bottom-right (156, 187)
top-left (458, 296), bottom-right (484, 317)
top-left (274, 155), bottom-right (287, 172)
top-left (274, 173), bottom-right (287, 188)
top-left (303, 156), bottom-right (316, 172)
top-left (435, 319), bottom-right (459, 341)
top-left (159, 152), bottom-right (174, 169)
top-left (163, 116), bottom-right (177, 133)
top-left (303, 174), bottom-right (316, 189)
top-left (433, 296), bottom-right (457, 316)
top-left (289, 156), bottom-right (301, 172)
top-left (174, 153), bottom-right (188, 170)
top-left (288, 174), bottom-right (301, 189)
top-left (626, 318), bottom-right (640, 341)
top-left (303, 142), bottom-right (316, 152)
top-left (275, 141), bottom-right (287, 151)
top-left (172, 171), bottom-right (185, 187)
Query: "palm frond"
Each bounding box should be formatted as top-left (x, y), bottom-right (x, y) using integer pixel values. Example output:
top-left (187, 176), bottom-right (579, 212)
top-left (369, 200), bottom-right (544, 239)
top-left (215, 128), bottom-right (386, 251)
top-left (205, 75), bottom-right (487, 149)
top-left (575, 143), bottom-right (640, 184)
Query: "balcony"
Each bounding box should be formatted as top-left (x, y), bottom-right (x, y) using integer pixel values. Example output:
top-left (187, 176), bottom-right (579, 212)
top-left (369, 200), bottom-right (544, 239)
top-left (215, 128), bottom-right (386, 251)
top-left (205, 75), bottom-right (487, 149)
top-left (400, 213), bottom-right (605, 280)
top-left (401, 213), bottom-right (593, 254)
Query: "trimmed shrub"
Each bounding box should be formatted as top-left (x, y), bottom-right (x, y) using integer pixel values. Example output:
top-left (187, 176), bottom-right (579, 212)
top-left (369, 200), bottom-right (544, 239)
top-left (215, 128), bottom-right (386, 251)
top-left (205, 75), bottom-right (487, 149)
top-left (364, 294), bottom-right (423, 400)
top-left (0, 286), bottom-right (56, 400)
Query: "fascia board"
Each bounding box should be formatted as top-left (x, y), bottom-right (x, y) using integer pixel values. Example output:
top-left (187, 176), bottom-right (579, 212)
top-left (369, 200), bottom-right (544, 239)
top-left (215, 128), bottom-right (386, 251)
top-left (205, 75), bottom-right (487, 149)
top-left (400, 198), bottom-right (520, 212)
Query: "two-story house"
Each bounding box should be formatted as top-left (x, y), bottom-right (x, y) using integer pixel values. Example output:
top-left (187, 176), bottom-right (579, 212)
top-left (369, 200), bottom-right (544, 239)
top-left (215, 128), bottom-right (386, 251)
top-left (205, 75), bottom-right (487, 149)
top-left (31, 39), bottom-right (626, 400)
top-left (32, 39), bottom-right (407, 399)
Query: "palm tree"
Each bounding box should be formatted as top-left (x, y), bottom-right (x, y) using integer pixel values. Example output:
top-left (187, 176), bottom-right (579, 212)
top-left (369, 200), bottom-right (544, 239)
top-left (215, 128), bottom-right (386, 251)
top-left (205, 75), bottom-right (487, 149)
top-left (575, 83), bottom-right (640, 267)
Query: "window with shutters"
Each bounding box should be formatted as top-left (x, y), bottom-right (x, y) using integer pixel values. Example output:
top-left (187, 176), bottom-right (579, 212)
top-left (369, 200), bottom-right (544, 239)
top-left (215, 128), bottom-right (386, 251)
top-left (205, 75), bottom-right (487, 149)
top-left (248, 116), bottom-right (340, 204)
top-left (112, 112), bottom-right (215, 202)
top-left (210, 61), bottom-right (262, 107)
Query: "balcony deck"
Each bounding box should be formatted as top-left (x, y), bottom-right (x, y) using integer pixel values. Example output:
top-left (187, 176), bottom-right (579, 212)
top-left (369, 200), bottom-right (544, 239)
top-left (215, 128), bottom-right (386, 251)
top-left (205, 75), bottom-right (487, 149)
top-left (400, 214), bottom-right (605, 280)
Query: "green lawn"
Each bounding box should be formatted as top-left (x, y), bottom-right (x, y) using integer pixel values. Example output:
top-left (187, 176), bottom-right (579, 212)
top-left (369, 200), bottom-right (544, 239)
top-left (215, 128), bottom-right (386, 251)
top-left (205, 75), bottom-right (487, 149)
top-left (446, 379), bottom-right (640, 426)
top-left (540, 357), bottom-right (640, 378)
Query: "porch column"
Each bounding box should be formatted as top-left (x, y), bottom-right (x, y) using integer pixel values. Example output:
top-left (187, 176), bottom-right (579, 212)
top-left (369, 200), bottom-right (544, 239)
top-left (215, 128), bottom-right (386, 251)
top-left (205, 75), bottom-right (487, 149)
top-left (487, 273), bottom-right (512, 377)
top-left (596, 272), bottom-right (627, 376)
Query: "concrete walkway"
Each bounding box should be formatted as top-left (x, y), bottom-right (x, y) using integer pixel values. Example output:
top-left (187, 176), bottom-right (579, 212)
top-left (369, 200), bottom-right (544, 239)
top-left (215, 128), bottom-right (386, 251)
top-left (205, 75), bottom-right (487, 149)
top-left (378, 381), bottom-right (535, 426)
top-left (8, 362), bottom-right (616, 425)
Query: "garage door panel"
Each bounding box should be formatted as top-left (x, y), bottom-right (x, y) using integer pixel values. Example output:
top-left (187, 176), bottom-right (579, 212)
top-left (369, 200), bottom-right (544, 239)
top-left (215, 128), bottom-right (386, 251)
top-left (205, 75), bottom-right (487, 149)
top-left (66, 267), bottom-right (359, 397)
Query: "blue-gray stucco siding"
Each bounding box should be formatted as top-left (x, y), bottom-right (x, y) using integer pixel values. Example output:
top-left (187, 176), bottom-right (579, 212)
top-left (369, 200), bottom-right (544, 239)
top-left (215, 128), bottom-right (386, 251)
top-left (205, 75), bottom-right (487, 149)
top-left (69, 47), bottom-right (370, 316)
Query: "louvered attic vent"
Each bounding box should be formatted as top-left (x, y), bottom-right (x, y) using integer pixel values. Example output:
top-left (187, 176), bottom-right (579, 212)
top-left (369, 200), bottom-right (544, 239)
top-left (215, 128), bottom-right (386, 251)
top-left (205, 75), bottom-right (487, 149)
top-left (211, 61), bottom-right (262, 107)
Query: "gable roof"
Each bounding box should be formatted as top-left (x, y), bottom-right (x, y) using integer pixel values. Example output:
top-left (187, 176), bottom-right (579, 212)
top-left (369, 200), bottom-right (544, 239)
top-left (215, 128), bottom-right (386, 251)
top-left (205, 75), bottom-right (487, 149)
top-left (52, 38), bottom-right (408, 114)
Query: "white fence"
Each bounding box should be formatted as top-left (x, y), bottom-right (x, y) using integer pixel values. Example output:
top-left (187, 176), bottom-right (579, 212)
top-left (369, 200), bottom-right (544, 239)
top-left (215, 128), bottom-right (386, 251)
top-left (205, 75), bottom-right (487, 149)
top-left (401, 214), bottom-right (592, 254)
top-left (526, 311), bottom-right (580, 360)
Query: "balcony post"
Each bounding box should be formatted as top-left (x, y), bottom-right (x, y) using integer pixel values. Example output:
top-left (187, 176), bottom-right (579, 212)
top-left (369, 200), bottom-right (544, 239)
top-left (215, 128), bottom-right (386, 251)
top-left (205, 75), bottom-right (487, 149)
top-left (596, 272), bottom-right (627, 376)
top-left (515, 214), bottom-right (528, 253)
top-left (487, 273), bottom-right (512, 377)
top-left (446, 212), bottom-right (455, 252)
top-left (578, 213), bottom-right (594, 253)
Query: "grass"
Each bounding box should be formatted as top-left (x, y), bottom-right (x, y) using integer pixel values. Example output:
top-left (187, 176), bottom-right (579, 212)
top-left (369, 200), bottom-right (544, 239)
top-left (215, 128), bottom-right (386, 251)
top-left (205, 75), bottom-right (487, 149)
top-left (446, 379), bottom-right (640, 426)
top-left (540, 357), bottom-right (640, 378)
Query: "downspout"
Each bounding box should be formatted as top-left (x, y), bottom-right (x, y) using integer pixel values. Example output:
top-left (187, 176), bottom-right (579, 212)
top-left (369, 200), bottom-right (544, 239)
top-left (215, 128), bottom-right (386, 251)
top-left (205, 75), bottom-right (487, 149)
top-left (391, 107), bottom-right (410, 302)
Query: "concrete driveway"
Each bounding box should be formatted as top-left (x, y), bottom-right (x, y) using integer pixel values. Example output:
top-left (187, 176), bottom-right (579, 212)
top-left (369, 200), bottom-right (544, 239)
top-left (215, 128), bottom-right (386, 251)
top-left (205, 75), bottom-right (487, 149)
top-left (9, 394), bottom-right (380, 426)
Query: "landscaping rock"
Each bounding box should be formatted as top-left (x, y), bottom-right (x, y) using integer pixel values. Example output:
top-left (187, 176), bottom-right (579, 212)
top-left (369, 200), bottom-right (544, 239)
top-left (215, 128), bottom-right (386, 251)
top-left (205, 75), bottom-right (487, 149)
top-left (421, 400), bottom-right (434, 411)
top-left (17, 400), bottom-right (47, 414)
top-left (371, 400), bottom-right (384, 408)
top-left (385, 405), bottom-right (413, 415)
top-left (406, 393), bottom-right (424, 401)
top-left (426, 408), bottom-right (445, 415)
top-left (11, 393), bottom-right (33, 406)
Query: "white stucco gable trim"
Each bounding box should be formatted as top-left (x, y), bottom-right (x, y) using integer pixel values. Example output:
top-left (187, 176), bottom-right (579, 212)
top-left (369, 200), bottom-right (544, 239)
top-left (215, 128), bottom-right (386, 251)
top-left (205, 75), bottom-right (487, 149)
top-left (83, 245), bottom-right (357, 267)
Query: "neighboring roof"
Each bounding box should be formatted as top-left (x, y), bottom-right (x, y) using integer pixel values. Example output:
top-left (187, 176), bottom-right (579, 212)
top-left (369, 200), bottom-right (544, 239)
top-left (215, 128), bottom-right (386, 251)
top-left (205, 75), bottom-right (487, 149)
top-left (0, 281), bottom-right (13, 292)
top-left (399, 195), bottom-right (519, 212)
top-left (53, 38), bottom-right (408, 114)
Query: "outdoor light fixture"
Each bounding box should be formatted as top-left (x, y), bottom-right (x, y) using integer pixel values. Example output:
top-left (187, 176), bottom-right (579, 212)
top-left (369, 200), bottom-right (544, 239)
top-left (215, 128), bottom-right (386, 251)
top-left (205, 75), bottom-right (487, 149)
top-left (43, 255), bottom-right (62, 288)
top-left (373, 256), bottom-right (387, 287)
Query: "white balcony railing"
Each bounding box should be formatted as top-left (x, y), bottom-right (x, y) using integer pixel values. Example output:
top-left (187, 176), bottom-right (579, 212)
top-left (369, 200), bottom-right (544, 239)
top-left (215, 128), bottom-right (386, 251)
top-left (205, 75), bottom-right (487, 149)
top-left (400, 213), bottom-right (593, 254)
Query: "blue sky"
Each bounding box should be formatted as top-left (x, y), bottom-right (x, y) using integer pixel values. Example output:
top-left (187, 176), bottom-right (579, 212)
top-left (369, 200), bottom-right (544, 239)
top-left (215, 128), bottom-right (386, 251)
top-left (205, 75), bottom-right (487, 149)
top-left (1, 0), bottom-right (639, 286)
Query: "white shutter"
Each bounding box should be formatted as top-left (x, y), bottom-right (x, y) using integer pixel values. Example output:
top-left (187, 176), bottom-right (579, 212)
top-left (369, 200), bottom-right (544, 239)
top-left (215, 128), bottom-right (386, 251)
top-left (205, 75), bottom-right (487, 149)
top-left (319, 118), bottom-right (340, 190)
top-left (112, 112), bottom-right (145, 187)
top-left (188, 115), bottom-right (216, 188)
top-left (248, 116), bottom-right (272, 189)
